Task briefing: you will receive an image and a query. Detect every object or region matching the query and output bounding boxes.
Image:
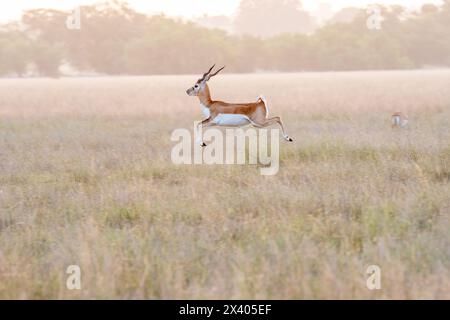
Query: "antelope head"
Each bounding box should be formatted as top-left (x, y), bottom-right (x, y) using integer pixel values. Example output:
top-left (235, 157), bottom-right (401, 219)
top-left (186, 64), bottom-right (225, 96)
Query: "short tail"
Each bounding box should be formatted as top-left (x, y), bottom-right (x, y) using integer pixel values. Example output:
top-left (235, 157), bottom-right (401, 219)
top-left (257, 95), bottom-right (269, 118)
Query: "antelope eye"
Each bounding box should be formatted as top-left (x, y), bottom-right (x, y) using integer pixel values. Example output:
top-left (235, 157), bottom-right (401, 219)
top-left (194, 84), bottom-right (199, 88)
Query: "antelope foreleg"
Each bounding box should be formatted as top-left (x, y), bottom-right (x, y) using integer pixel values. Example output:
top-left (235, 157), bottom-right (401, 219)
top-left (196, 118), bottom-right (216, 147)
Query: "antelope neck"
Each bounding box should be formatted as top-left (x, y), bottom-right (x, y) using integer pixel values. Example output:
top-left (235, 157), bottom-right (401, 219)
top-left (198, 84), bottom-right (213, 107)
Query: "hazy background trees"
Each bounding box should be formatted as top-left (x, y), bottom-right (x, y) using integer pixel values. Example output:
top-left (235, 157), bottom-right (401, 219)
top-left (0, 28), bottom-right (30, 76)
top-left (0, 0), bottom-right (449, 76)
top-left (234, 0), bottom-right (317, 37)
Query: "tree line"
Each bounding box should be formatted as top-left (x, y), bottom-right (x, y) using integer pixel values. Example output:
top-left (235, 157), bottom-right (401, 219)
top-left (0, 0), bottom-right (449, 76)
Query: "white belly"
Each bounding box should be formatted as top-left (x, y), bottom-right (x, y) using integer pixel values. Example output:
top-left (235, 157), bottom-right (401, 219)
top-left (212, 113), bottom-right (251, 126)
top-left (200, 103), bottom-right (211, 118)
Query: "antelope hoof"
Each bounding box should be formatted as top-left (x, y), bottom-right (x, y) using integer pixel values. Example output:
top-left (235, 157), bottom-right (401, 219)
top-left (201, 142), bottom-right (207, 147)
top-left (284, 135), bottom-right (293, 142)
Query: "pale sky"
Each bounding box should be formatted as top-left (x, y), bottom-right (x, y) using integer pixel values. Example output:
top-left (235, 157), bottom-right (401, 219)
top-left (0, 0), bottom-right (444, 22)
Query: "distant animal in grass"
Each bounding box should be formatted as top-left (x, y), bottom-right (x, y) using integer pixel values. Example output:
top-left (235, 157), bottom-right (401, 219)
top-left (392, 112), bottom-right (408, 128)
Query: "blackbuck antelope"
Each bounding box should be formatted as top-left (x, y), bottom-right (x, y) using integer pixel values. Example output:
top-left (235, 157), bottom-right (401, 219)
top-left (186, 65), bottom-right (293, 146)
top-left (392, 112), bottom-right (408, 128)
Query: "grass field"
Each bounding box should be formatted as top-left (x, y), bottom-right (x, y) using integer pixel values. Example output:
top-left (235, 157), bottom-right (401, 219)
top-left (0, 70), bottom-right (450, 299)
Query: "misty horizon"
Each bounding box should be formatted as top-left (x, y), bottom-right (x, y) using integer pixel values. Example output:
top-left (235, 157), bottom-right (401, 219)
top-left (0, 0), bottom-right (445, 23)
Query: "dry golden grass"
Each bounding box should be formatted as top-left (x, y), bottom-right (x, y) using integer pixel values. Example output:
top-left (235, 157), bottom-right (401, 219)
top-left (0, 70), bottom-right (450, 299)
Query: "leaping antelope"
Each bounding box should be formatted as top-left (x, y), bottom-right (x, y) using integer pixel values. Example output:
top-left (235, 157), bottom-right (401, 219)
top-left (392, 112), bottom-right (408, 128)
top-left (186, 65), bottom-right (293, 146)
